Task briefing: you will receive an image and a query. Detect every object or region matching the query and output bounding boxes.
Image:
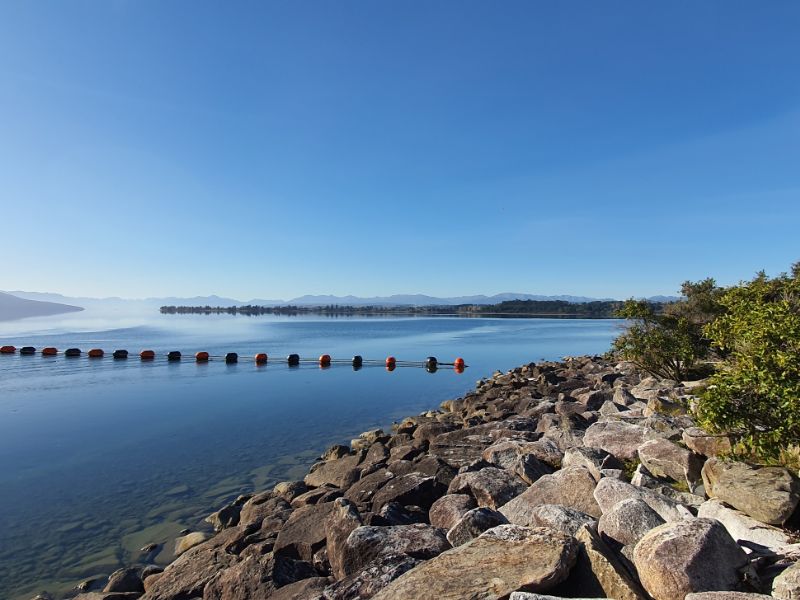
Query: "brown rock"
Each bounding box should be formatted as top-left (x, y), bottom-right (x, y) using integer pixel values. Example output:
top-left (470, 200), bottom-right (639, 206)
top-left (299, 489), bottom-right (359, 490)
top-left (321, 553), bottom-right (420, 600)
top-left (583, 420), bottom-right (662, 460)
top-left (500, 466), bottom-right (601, 518)
top-left (552, 524), bottom-right (647, 600)
top-left (638, 438), bottom-right (703, 486)
top-left (371, 525), bottom-right (579, 600)
top-left (305, 454), bottom-right (363, 489)
top-left (103, 568), bottom-right (144, 593)
top-left (428, 493), bottom-right (477, 530)
top-left (274, 502), bottom-right (337, 562)
top-left (325, 498), bottom-right (364, 580)
top-left (447, 467), bottom-right (527, 509)
top-left (370, 473), bottom-right (446, 512)
top-left (702, 459), bottom-right (800, 526)
top-left (682, 427), bottom-right (733, 457)
top-left (142, 545), bottom-right (237, 600)
top-left (338, 524), bottom-right (450, 577)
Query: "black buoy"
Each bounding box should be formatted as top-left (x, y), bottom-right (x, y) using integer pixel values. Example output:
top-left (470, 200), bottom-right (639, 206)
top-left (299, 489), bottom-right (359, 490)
top-left (65, 348), bottom-right (81, 357)
top-left (352, 355), bottom-right (363, 367)
top-left (113, 349), bottom-right (129, 359)
top-left (287, 353), bottom-right (300, 366)
top-left (167, 351), bottom-right (182, 361)
top-left (225, 352), bottom-right (238, 364)
top-left (425, 356), bottom-right (438, 369)
top-left (20, 346), bottom-right (36, 355)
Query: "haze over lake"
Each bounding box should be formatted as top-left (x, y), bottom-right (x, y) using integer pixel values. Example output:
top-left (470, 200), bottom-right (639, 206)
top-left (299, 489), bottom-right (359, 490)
top-left (0, 309), bottom-right (619, 599)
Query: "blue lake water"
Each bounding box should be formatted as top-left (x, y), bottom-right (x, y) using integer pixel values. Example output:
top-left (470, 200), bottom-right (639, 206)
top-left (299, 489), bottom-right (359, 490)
top-left (0, 310), bottom-right (622, 599)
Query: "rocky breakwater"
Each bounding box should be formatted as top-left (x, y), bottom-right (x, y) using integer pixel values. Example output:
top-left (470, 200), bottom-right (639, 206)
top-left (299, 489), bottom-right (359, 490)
top-left (60, 356), bottom-right (800, 600)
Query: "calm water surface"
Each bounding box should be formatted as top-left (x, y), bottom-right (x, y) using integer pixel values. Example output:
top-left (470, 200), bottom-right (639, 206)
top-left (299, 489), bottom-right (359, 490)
top-left (0, 310), bottom-right (621, 599)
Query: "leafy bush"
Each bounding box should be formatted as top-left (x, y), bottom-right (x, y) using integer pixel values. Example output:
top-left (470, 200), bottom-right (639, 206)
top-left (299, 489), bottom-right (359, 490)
top-left (612, 280), bottom-right (722, 381)
top-left (696, 265), bottom-right (800, 459)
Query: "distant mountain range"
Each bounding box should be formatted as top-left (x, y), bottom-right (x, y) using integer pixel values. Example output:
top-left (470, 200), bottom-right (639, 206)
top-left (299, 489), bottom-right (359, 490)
top-left (0, 291), bottom-right (83, 321)
top-left (3, 290), bottom-right (679, 311)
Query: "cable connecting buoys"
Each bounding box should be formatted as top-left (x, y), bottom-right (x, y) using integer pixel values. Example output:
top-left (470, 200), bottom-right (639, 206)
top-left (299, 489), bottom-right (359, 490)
top-left (140, 349), bottom-right (155, 360)
top-left (88, 349), bottom-right (104, 358)
top-left (319, 354), bottom-right (331, 367)
top-left (255, 353), bottom-right (268, 365)
top-left (225, 352), bottom-right (238, 364)
top-left (167, 351), bottom-right (181, 362)
top-left (20, 346), bottom-right (36, 355)
top-left (195, 351), bottom-right (209, 362)
top-left (113, 349), bottom-right (129, 359)
top-left (42, 347), bottom-right (58, 356)
top-left (352, 355), bottom-right (363, 369)
top-left (287, 353), bottom-right (300, 366)
top-left (65, 348), bottom-right (81, 357)
top-left (0, 345), bottom-right (16, 354)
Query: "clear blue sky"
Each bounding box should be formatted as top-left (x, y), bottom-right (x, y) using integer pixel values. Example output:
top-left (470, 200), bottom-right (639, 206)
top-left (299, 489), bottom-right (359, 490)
top-left (1, 1), bottom-right (798, 300)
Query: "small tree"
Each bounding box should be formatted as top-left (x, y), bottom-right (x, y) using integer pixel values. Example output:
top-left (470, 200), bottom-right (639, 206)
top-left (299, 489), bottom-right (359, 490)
top-left (612, 299), bottom-right (709, 381)
top-left (696, 265), bottom-right (800, 459)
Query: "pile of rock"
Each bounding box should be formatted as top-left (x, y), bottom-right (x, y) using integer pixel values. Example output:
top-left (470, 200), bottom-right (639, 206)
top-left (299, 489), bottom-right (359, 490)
top-left (65, 357), bottom-right (800, 600)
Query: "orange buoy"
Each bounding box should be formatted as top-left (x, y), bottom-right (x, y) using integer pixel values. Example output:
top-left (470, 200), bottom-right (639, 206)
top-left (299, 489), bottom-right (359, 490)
top-left (42, 347), bottom-right (58, 356)
top-left (454, 365), bottom-right (465, 374)
top-left (454, 357), bottom-right (465, 369)
top-left (88, 349), bottom-right (104, 358)
top-left (385, 356), bottom-right (396, 367)
top-left (0, 345), bottom-right (16, 354)
top-left (319, 354), bottom-right (331, 367)
top-left (255, 353), bottom-right (268, 365)
top-left (195, 351), bottom-right (209, 362)
top-left (140, 349), bottom-right (156, 360)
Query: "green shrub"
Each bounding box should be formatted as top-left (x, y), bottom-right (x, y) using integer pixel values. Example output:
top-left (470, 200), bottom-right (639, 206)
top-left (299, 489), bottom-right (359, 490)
top-left (696, 265), bottom-right (800, 459)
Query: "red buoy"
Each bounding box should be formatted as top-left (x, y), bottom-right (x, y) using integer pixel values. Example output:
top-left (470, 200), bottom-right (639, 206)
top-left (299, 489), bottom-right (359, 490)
top-left (385, 356), bottom-right (396, 367)
top-left (255, 353), bottom-right (268, 365)
top-left (195, 351), bottom-right (209, 362)
top-left (319, 354), bottom-right (331, 367)
top-left (88, 348), bottom-right (104, 358)
top-left (454, 357), bottom-right (465, 368)
top-left (140, 349), bottom-right (156, 360)
top-left (0, 345), bottom-right (16, 354)
top-left (42, 347), bottom-right (58, 356)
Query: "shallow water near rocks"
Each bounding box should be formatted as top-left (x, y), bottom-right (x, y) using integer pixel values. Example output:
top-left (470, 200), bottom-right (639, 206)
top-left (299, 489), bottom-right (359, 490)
top-left (0, 310), bottom-right (621, 599)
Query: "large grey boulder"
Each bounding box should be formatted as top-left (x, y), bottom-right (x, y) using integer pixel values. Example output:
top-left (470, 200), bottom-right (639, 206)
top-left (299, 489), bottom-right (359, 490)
top-left (371, 525), bottom-right (579, 600)
top-left (593, 476), bottom-right (686, 522)
top-left (583, 420), bottom-right (662, 460)
top-left (773, 561), bottom-right (800, 600)
top-left (698, 499), bottom-right (795, 553)
top-left (637, 438), bottom-right (703, 487)
top-left (633, 518), bottom-right (750, 600)
top-left (447, 467), bottom-right (527, 509)
top-left (702, 458), bottom-right (800, 525)
top-left (500, 466), bottom-right (601, 518)
top-left (446, 507), bottom-right (509, 547)
top-left (597, 497), bottom-right (665, 548)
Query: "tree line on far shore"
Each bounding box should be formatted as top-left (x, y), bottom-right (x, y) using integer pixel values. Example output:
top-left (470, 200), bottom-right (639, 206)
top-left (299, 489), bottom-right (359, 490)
top-left (159, 299), bottom-right (663, 318)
